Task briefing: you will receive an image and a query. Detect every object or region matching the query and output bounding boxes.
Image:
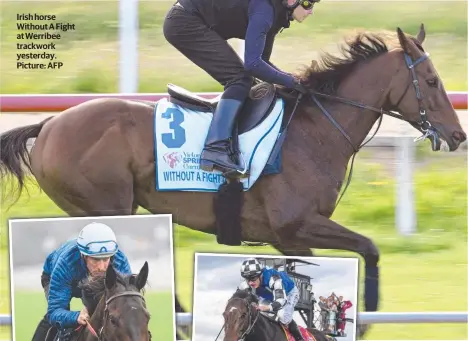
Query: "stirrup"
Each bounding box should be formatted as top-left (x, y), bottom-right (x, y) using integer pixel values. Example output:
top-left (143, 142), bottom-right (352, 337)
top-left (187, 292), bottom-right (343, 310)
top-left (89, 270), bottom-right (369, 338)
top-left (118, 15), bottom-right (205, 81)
top-left (200, 151), bottom-right (249, 178)
top-left (222, 152), bottom-right (249, 179)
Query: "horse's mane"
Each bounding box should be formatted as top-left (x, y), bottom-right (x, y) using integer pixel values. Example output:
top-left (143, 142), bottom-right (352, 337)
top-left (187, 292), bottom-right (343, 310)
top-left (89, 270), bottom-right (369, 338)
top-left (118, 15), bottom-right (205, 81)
top-left (230, 288), bottom-right (259, 305)
top-left (295, 30), bottom-right (424, 95)
top-left (79, 268), bottom-right (146, 302)
top-left (228, 289), bottom-right (285, 327)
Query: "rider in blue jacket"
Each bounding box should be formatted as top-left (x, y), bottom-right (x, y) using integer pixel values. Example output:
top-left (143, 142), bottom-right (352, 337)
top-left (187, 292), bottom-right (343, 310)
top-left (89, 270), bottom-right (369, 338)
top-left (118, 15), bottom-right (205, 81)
top-left (163, 0), bottom-right (317, 178)
top-left (238, 258), bottom-right (304, 341)
top-left (31, 222), bottom-right (132, 341)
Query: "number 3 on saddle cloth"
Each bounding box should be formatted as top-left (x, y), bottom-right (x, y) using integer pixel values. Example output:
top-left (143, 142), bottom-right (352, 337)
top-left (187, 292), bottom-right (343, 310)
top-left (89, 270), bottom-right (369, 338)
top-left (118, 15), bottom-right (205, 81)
top-left (153, 83), bottom-right (285, 192)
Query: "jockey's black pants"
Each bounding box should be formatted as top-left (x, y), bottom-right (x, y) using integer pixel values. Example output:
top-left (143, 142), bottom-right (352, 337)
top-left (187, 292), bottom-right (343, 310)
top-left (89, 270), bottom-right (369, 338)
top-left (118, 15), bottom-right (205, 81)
top-left (31, 273), bottom-right (54, 341)
top-left (163, 3), bottom-right (253, 102)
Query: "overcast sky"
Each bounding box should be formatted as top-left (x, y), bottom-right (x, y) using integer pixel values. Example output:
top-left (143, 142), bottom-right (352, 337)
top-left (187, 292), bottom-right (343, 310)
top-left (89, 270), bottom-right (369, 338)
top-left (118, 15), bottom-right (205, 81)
top-left (192, 253), bottom-right (358, 341)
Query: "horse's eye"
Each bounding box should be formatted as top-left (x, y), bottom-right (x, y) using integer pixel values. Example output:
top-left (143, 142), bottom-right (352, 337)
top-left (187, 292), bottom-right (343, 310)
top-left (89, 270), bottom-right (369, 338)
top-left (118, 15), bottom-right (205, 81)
top-left (426, 78), bottom-right (438, 88)
top-left (109, 315), bottom-right (118, 326)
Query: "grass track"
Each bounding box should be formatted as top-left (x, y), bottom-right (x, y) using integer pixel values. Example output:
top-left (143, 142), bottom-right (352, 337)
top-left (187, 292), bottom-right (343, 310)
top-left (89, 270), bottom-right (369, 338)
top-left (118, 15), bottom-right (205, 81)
top-left (0, 1), bottom-right (467, 338)
top-left (0, 153), bottom-right (466, 340)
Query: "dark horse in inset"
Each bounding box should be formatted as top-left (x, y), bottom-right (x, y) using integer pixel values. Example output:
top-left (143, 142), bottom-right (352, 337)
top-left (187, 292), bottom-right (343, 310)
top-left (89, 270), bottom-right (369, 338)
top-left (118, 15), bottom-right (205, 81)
top-left (1, 25), bottom-right (466, 337)
top-left (56, 261), bottom-right (152, 341)
top-left (222, 289), bottom-right (333, 341)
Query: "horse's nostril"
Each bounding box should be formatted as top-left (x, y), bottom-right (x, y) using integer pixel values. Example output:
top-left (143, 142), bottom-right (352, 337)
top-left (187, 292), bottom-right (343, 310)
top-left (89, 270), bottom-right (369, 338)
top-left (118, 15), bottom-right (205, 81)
top-left (453, 131), bottom-right (467, 142)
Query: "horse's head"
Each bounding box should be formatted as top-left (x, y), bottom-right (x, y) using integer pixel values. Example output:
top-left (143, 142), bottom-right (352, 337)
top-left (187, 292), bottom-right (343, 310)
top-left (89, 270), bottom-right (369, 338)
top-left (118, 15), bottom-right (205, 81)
top-left (387, 24), bottom-right (466, 151)
top-left (83, 261), bottom-right (151, 340)
top-left (222, 289), bottom-right (259, 341)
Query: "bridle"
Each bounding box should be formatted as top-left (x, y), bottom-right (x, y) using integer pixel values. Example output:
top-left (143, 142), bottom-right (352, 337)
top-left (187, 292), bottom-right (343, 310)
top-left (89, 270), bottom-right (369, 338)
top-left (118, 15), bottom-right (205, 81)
top-left (85, 291), bottom-right (150, 341)
top-left (307, 51), bottom-right (433, 153)
top-left (281, 50), bottom-right (435, 206)
top-left (216, 296), bottom-right (261, 341)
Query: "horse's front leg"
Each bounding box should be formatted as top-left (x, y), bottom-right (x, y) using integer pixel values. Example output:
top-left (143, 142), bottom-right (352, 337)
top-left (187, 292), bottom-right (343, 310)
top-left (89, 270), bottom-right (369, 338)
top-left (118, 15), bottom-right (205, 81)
top-left (271, 214), bottom-right (380, 337)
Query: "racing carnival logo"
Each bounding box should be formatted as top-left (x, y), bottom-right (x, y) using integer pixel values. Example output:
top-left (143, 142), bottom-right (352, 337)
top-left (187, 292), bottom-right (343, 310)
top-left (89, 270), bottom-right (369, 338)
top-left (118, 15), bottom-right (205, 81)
top-left (163, 151), bottom-right (181, 169)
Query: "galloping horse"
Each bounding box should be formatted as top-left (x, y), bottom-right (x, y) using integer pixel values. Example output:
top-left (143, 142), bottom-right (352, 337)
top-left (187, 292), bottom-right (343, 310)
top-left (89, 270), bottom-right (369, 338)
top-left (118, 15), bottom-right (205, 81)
top-left (1, 24), bottom-right (466, 336)
top-left (222, 289), bottom-right (333, 341)
top-left (64, 262), bottom-right (151, 341)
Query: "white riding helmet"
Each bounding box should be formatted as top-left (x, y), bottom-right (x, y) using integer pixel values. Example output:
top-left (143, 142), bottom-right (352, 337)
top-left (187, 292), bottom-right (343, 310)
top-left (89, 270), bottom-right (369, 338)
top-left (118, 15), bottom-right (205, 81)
top-left (77, 222), bottom-right (119, 258)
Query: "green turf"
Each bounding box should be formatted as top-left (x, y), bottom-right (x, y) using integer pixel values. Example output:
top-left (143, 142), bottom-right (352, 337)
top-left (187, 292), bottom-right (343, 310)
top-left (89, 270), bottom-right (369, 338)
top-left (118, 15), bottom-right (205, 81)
top-left (1, 1), bottom-right (467, 93)
top-left (1, 150), bottom-right (466, 339)
top-left (1, 0), bottom-right (466, 339)
top-left (11, 291), bottom-right (174, 341)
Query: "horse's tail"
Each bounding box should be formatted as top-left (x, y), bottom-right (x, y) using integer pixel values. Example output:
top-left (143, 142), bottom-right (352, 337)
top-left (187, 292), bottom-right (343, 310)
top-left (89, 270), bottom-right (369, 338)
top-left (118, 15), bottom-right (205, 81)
top-left (0, 116), bottom-right (53, 206)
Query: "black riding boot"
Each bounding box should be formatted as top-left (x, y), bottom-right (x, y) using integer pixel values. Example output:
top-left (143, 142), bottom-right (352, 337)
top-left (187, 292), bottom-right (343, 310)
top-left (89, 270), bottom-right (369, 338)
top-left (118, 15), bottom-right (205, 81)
top-left (288, 320), bottom-right (305, 341)
top-left (31, 316), bottom-right (55, 341)
top-left (199, 98), bottom-right (247, 177)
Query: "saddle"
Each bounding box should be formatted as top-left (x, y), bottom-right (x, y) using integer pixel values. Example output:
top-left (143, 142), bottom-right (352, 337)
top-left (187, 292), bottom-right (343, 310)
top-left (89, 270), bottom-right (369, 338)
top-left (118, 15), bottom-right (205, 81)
top-left (167, 81), bottom-right (279, 135)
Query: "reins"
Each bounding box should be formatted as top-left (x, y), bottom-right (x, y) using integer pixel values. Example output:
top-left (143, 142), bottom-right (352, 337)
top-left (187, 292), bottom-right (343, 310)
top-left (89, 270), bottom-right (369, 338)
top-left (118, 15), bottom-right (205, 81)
top-left (81, 291), bottom-right (148, 341)
top-left (278, 51), bottom-right (433, 207)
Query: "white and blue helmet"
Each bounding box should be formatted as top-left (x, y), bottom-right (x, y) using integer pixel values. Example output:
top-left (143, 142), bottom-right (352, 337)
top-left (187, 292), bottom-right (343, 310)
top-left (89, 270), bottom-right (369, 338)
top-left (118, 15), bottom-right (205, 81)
top-left (77, 222), bottom-right (118, 258)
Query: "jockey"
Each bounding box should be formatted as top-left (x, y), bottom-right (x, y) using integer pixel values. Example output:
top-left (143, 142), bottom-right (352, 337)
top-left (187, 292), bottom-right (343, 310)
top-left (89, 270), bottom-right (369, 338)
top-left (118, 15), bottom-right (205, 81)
top-left (163, 0), bottom-right (316, 178)
top-left (31, 222), bottom-right (132, 341)
top-left (238, 258), bottom-right (305, 341)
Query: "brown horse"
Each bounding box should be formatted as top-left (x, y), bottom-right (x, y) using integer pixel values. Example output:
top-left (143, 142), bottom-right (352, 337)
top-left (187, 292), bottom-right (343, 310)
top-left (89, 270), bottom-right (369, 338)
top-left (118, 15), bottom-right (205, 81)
top-left (51, 262), bottom-right (151, 341)
top-left (1, 24), bottom-right (466, 337)
top-left (222, 289), bottom-right (333, 341)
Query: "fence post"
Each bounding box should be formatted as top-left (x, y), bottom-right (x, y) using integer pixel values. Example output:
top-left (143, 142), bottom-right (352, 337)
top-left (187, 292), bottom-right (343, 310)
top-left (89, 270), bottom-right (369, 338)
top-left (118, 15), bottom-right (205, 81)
top-left (119, 0), bottom-right (139, 93)
top-left (395, 136), bottom-right (416, 235)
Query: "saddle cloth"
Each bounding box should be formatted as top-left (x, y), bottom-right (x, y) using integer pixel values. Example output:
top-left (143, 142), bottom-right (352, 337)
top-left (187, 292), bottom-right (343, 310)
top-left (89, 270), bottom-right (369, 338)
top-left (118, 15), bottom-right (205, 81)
top-left (281, 324), bottom-right (316, 341)
top-left (153, 97), bottom-right (284, 192)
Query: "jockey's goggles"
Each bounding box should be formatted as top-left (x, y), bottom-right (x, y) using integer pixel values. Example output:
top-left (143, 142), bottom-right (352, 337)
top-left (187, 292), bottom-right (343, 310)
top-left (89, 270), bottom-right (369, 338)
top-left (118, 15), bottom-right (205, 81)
top-left (78, 240), bottom-right (118, 257)
top-left (246, 275), bottom-right (261, 282)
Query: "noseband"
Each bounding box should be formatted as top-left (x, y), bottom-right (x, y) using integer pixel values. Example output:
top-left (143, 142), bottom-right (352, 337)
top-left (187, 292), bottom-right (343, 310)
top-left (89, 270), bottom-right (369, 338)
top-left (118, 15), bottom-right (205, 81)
top-left (86, 291), bottom-right (149, 341)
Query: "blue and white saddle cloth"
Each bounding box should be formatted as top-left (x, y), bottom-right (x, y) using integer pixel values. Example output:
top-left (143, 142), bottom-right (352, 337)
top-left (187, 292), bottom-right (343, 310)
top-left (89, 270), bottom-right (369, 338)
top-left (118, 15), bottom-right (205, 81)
top-left (153, 98), bottom-right (284, 192)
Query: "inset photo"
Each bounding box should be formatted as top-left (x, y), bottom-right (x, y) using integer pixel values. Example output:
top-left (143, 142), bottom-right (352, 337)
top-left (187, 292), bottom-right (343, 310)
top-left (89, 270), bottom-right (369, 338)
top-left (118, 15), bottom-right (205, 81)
top-left (192, 253), bottom-right (358, 341)
top-left (8, 214), bottom-right (176, 341)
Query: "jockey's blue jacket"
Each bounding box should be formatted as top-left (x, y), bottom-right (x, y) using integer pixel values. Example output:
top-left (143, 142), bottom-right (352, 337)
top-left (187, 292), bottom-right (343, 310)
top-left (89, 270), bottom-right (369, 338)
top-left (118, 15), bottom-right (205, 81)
top-left (42, 239), bottom-right (132, 329)
top-left (256, 268), bottom-right (295, 302)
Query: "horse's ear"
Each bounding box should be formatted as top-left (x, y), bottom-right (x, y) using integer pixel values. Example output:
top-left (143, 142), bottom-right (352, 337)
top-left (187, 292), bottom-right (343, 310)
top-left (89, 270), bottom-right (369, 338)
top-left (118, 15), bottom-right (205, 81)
top-left (134, 261), bottom-right (149, 291)
top-left (105, 264), bottom-right (117, 290)
top-left (416, 23), bottom-right (425, 45)
top-left (397, 27), bottom-right (409, 52)
top-left (397, 27), bottom-right (419, 59)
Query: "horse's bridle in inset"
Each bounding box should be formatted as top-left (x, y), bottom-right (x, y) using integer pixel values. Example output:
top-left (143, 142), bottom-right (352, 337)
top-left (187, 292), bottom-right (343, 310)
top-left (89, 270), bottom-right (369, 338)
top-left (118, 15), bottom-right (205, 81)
top-left (217, 297), bottom-right (261, 341)
top-left (284, 50), bottom-right (433, 206)
top-left (85, 291), bottom-right (150, 341)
